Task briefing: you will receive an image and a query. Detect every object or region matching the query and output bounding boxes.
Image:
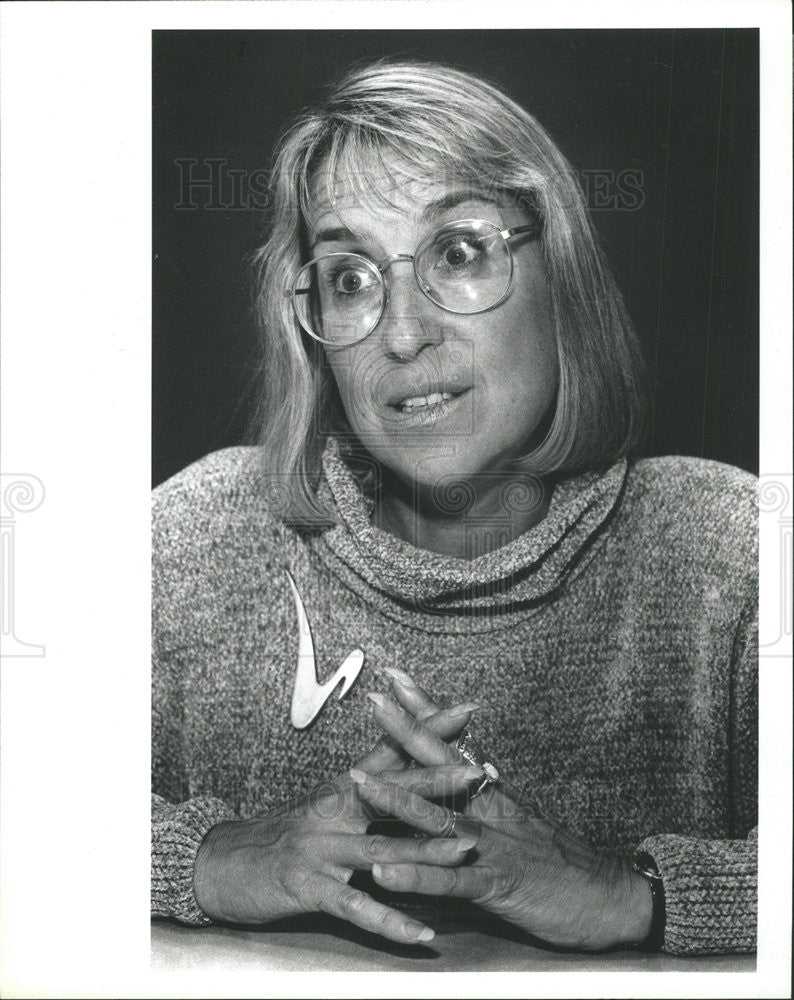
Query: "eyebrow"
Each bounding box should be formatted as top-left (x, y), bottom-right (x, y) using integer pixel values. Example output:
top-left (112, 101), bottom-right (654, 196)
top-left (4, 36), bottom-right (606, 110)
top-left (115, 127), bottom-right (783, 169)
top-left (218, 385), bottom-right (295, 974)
top-left (310, 191), bottom-right (505, 250)
top-left (311, 225), bottom-right (366, 249)
top-left (420, 190), bottom-right (503, 223)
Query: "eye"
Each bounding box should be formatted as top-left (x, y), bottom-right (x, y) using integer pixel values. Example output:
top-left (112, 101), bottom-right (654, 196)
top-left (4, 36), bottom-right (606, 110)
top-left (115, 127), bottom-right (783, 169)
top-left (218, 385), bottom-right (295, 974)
top-left (432, 233), bottom-right (486, 273)
top-left (443, 243), bottom-right (475, 267)
top-left (322, 261), bottom-right (379, 298)
top-left (336, 270), bottom-right (364, 294)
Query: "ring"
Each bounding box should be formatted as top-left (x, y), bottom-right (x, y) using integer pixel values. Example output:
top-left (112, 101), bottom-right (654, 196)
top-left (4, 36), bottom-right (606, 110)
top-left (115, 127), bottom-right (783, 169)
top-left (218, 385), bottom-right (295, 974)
top-left (456, 727), bottom-right (500, 798)
top-left (445, 810), bottom-right (459, 838)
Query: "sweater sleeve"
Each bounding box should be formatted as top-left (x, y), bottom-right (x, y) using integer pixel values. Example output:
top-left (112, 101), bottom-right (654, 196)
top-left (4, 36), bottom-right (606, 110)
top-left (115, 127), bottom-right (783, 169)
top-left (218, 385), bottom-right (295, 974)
top-left (638, 827), bottom-right (757, 954)
top-left (638, 598), bottom-right (758, 955)
top-left (151, 598), bottom-right (237, 926)
top-left (151, 467), bottom-right (238, 925)
top-left (151, 634), bottom-right (237, 925)
top-left (151, 793), bottom-right (235, 924)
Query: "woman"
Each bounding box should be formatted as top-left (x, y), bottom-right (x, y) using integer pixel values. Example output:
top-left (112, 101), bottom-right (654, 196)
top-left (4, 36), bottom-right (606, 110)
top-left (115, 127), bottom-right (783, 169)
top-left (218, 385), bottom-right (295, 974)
top-left (152, 60), bottom-right (757, 955)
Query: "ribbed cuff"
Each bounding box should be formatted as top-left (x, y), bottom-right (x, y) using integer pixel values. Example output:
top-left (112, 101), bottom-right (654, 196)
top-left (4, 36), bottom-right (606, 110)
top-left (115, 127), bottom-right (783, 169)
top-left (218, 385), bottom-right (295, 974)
top-left (638, 828), bottom-right (757, 955)
top-left (151, 796), bottom-right (235, 925)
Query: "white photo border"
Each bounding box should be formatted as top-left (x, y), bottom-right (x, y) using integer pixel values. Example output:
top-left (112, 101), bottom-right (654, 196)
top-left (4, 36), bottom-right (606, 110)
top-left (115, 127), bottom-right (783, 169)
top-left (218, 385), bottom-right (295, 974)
top-left (0, 2), bottom-right (790, 998)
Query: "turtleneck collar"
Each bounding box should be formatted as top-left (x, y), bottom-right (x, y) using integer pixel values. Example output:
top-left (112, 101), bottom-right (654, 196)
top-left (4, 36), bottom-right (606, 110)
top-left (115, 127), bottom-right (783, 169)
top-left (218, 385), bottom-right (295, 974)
top-left (313, 437), bottom-right (627, 623)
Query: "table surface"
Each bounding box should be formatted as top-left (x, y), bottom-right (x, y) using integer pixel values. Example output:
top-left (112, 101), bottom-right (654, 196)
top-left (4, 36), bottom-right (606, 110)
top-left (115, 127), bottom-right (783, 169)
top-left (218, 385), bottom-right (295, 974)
top-left (151, 907), bottom-right (756, 974)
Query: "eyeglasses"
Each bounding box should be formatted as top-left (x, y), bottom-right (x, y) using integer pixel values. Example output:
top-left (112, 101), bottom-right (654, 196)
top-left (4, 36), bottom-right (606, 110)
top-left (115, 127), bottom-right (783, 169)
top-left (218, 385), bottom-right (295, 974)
top-left (288, 218), bottom-right (541, 346)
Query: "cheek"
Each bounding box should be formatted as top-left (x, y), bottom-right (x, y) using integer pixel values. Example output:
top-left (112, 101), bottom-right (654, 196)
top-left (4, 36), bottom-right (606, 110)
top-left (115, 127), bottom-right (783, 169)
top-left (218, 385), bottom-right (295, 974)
top-left (515, 280), bottom-right (558, 394)
top-left (486, 310), bottom-right (558, 404)
top-left (324, 346), bottom-right (382, 427)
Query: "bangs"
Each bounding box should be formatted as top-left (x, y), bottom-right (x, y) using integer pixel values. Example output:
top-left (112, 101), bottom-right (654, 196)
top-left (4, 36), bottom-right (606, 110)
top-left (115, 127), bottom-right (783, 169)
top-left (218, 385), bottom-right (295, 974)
top-left (296, 116), bottom-right (524, 229)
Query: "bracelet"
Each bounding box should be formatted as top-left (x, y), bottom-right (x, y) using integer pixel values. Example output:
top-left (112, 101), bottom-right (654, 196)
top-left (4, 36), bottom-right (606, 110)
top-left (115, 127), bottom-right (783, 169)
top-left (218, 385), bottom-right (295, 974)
top-left (631, 851), bottom-right (666, 952)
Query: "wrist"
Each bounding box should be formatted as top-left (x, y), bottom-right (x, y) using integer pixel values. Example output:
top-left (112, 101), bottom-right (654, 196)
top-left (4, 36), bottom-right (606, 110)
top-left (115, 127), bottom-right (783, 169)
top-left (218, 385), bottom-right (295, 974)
top-left (194, 815), bottom-right (296, 926)
top-left (577, 853), bottom-right (654, 951)
top-left (622, 867), bottom-right (655, 945)
top-left (193, 820), bottom-right (237, 922)
top-left (596, 855), bottom-right (654, 949)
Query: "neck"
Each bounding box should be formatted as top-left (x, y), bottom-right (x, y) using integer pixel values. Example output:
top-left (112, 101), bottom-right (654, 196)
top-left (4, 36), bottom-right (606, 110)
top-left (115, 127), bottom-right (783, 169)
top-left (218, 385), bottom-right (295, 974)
top-left (373, 468), bottom-right (553, 560)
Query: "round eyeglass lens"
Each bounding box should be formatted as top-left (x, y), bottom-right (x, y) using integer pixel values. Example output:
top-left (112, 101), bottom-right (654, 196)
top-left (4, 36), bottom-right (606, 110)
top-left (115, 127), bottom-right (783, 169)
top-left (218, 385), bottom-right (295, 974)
top-left (292, 253), bottom-right (385, 345)
top-left (415, 220), bottom-right (511, 313)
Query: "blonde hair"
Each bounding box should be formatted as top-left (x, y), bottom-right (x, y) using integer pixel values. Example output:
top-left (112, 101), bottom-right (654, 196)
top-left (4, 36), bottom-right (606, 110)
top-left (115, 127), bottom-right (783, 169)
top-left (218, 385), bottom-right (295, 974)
top-left (249, 59), bottom-right (647, 526)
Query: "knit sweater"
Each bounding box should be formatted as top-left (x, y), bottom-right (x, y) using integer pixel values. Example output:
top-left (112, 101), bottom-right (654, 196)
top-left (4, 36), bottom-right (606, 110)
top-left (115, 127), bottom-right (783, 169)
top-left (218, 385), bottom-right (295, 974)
top-left (152, 438), bottom-right (758, 955)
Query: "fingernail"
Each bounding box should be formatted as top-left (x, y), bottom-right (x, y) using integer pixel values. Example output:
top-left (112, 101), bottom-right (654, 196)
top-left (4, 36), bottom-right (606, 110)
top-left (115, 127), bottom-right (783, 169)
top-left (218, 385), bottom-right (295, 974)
top-left (372, 863), bottom-right (383, 878)
top-left (383, 666), bottom-right (415, 688)
top-left (366, 691), bottom-right (386, 709)
top-left (446, 701), bottom-right (480, 719)
top-left (405, 920), bottom-right (434, 942)
top-left (454, 835), bottom-right (477, 853)
top-left (349, 768), bottom-right (369, 785)
top-left (462, 765), bottom-right (485, 779)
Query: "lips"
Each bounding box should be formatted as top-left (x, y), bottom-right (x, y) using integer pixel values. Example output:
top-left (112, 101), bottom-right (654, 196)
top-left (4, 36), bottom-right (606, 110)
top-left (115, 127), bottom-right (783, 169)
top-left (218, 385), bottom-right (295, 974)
top-left (396, 390), bottom-right (457, 413)
top-left (382, 386), bottom-right (472, 429)
top-left (386, 380), bottom-right (470, 412)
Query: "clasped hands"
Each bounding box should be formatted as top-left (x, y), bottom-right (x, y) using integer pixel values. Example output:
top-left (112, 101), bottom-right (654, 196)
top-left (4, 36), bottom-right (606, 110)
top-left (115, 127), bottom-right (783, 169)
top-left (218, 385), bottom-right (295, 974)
top-left (194, 669), bottom-right (652, 950)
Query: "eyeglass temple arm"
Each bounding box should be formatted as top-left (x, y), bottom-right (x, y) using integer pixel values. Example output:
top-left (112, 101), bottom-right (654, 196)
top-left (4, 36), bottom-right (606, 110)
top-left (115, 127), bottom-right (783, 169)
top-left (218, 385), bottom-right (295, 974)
top-left (501, 222), bottom-right (541, 241)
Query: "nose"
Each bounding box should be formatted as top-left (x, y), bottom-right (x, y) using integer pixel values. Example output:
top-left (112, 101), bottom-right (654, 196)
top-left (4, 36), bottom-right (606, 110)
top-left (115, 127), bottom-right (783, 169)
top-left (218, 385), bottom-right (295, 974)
top-left (378, 256), bottom-right (444, 362)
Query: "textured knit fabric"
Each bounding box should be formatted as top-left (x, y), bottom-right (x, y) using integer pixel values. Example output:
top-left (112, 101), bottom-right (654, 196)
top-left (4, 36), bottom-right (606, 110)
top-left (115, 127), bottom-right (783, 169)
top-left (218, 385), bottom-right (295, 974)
top-left (152, 438), bottom-right (758, 954)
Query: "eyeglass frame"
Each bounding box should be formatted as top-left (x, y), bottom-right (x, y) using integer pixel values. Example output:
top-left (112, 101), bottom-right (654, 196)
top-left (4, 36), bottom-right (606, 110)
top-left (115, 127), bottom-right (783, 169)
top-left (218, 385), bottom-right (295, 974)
top-left (286, 217), bottom-right (542, 347)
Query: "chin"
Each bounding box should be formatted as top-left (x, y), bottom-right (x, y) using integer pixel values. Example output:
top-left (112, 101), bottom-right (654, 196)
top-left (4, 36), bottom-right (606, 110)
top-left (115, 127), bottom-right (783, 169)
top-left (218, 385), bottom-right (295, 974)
top-left (382, 441), bottom-right (497, 488)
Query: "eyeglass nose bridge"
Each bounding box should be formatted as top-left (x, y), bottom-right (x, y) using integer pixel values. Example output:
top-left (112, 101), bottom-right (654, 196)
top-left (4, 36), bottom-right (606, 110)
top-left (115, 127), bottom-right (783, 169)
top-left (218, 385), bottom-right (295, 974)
top-left (375, 252), bottom-right (432, 300)
top-left (377, 253), bottom-right (414, 269)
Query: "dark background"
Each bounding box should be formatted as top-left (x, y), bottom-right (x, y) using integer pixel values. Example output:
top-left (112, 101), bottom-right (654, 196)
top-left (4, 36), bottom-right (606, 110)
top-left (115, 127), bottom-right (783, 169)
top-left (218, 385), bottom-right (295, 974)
top-left (153, 29), bottom-right (759, 488)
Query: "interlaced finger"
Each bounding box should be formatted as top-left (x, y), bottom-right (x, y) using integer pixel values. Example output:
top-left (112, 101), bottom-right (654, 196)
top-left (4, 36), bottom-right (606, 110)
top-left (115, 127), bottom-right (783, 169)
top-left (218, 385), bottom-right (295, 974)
top-left (355, 699), bottom-right (477, 774)
top-left (311, 872), bottom-right (436, 944)
top-left (379, 764), bottom-right (484, 799)
top-left (372, 862), bottom-right (492, 901)
top-left (272, 777), bottom-right (367, 829)
top-left (382, 667), bottom-right (440, 719)
top-left (318, 831), bottom-right (476, 869)
top-left (350, 769), bottom-right (481, 842)
top-left (381, 670), bottom-right (528, 827)
top-left (366, 693), bottom-right (476, 769)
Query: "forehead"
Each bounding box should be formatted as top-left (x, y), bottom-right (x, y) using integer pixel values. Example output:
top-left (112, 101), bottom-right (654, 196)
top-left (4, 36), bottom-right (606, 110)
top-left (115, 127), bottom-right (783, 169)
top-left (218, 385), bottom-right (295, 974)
top-left (304, 156), bottom-right (509, 237)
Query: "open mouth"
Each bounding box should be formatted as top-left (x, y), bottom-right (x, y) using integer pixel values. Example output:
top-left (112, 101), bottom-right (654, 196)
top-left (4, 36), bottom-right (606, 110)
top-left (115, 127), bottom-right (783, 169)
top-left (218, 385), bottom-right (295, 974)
top-left (387, 387), bottom-right (471, 427)
top-left (394, 390), bottom-right (460, 414)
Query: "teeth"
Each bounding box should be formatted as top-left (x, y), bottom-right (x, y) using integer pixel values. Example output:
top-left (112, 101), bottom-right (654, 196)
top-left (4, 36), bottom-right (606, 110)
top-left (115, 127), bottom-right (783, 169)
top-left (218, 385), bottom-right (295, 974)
top-left (399, 391), bottom-right (453, 412)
